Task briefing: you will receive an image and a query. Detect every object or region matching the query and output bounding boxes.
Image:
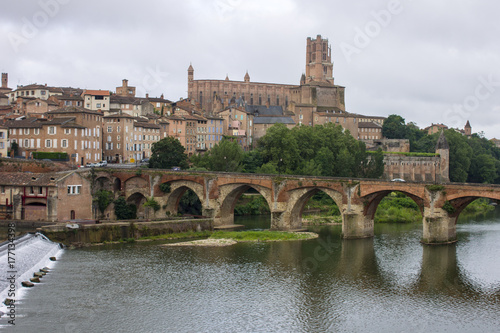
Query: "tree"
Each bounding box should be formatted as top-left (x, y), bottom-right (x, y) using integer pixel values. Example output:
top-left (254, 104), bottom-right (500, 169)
top-left (94, 190), bottom-right (114, 216)
top-left (114, 197), bottom-right (137, 220)
top-left (190, 138), bottom-right (244, 172)
top-left (149, 137), bottom-right (189, 169)
top-left (382, 114), bottom-right (408, 139)
top-left (207, 139), bottom-right (243, 172)
top-left (10, 141), bottom-right (18, 157)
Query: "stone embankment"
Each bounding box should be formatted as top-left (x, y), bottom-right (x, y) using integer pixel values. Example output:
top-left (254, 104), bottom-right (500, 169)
top-left (40, 219), bottom-right (213, 246)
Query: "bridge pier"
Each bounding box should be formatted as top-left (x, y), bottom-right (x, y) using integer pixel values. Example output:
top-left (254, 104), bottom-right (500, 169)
top-left (342, 205), bottom-right (374, 239)
top-left (422, 208), bottom-right (457, 244)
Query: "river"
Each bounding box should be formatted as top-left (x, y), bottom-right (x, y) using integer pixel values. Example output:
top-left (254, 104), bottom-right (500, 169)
top-left (1, 209), bottom-right (500, 332)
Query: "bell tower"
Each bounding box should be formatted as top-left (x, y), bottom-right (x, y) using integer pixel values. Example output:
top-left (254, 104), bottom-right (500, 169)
top-left (305, 35), bottom-right (334, 85)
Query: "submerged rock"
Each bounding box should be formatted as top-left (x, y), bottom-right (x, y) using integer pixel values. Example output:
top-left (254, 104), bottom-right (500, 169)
top-left (3, 299), bottom-right (14, 306)
top-left (30, 277), bottom-right (40, 283)
top-left (34, 272), bottom-right (44, 278)
top-left (50, 257), bottom-right (57, 261)
top-left (22, 281), bottom-right (35, 288)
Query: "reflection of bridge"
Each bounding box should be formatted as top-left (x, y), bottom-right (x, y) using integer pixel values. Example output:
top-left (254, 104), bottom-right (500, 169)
top-left (92, 169), bottom-right (500, 244)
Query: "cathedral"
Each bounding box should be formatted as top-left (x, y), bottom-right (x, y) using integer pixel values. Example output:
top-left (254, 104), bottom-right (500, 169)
top-left (187, 35), bottom-right (347, 126)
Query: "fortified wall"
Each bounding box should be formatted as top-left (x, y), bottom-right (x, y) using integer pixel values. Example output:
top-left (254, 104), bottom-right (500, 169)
top-left (381, 133), bottom-right (449, 183)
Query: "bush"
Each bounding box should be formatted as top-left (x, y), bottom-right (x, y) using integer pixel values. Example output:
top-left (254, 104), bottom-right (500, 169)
top-left (114, 197), bottom-right (137, 220)
top-left (32, 152), bottom-right (69, 160)
top-left (159, 183), bottom-right (171, 193)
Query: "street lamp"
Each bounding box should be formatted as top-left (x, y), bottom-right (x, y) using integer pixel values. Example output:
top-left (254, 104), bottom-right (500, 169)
top-left (224, 156), bottom-right (227, 172)
top-left (278, 158), bottom-right (282, 176)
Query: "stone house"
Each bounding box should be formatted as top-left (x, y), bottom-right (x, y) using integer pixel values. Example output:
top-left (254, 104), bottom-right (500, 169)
top-left (7, 107), bottom-right (103, 164)
top-left (26, 98), bottom-right (60, 117)
top-left (82, 90), bottom-right (110, 112)
top-left (0, 171), bottom-right (93, 221)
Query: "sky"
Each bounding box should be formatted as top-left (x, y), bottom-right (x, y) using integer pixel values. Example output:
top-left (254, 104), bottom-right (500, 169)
top-left (1, 0), bottom-right (499, 139)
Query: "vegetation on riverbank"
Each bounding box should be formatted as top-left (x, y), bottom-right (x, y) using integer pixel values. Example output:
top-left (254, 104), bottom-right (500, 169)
top-left (375, 192), bottom-right (421, 223)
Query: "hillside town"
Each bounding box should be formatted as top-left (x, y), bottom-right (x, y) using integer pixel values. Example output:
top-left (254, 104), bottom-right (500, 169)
top-left (0, 35), bottom-right (492, 166)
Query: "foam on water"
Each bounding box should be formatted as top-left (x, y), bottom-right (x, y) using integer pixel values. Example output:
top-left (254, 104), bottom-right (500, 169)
top-left (0, 233), bottom-right (63, 319)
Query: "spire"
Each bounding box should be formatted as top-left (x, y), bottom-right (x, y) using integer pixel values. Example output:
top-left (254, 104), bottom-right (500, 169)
top-left (465, 120), bottom-right (471, 128)
top-left (244, 71), bottom-right (250, 82)
top-left (435, 131), bottom-right (449, 150)
top-left (188, 63), bottom-right (193, 71)
top-left (225, 74), bottom-right (229, 81)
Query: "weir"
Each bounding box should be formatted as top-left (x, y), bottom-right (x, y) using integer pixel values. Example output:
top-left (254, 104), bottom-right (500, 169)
top-left (0, 233), bottom-right (62, 317)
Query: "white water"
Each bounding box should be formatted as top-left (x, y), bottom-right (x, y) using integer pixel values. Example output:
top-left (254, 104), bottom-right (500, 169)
top-left (0, 233), bottom-right (63, 318)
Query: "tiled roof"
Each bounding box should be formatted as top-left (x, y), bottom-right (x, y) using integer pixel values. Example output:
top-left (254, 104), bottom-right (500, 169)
top-left (245, 105), bottom-right (284, 117)
top-left (254, 116), bottom-right (295, 125)
top-left (15, 84), bottom-right (48, 91)
top-left (47, 106), bottom-right (102, 115)
top-left (358, 121), bottom-right (382, 128)
top-left (0, 171), bottom-right (74, 186)
top-left (134, 122), bottom-right (160, 129)
top-left (82, 90), bottom-right (110, 96)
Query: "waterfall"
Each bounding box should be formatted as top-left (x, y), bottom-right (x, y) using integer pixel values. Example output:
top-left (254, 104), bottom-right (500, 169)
top-left (0, 232), bottom-right (63, 318)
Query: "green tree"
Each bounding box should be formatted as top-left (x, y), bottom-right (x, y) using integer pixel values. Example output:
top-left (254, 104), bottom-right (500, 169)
top-left (382, 114), bottom-right (408, 139)
top-left (149, 137), bottom-right (189, 169)
top-left (94, 190), bottom-right (114, 215)
top-left (114, 197), bottom-right (137, 220)
top-left (190, 138), bottom-right (244, 172)
top-left (10, 141), bottom-right (19, 157)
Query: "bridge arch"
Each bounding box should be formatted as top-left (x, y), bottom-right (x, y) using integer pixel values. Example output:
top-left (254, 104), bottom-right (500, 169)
top-left (215, 183), bottom-right (272, 227)
top-left (161, 180), bottom-right (205, 216)
top-left (95, 176), bottom-right (113, 192)
top-left (123, 176), bottom-right (149, 199)
top-left (284, 187), bottom-right (343, 230)
top-left (443, 193), bottom-right (500, 222)
top-left (126, 192), bottom-right (147, 219)
top-left (362, 190), bottom-right (425, 220)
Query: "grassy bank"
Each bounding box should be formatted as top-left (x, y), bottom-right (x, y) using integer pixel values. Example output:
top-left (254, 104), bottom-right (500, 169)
top-left (375, 193), bottom-right (421, 223)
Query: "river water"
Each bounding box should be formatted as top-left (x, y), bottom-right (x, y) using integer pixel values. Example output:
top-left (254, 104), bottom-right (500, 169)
top-left (1, 210), bottom-right (500, 332)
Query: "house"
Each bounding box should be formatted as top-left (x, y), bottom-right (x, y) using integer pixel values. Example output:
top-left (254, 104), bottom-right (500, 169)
top-left (0, 171), bottom-right (93, 221)
top-left (82, 90), bottom-right (110, 111)
top-left (7, 106), bottom-right (103, 164)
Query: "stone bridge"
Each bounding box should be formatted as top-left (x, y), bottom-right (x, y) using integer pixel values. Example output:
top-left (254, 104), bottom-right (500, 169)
top-left (91, 169), bottom-right (500, 244)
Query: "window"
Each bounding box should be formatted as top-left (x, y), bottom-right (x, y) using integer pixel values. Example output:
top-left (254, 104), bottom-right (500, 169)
top-left (48, 126), bottom-right (56, 135)
top-left (67, 185), bottom-right (81, 195)
top-left (62, 139), bottom-right (68, 148)
top-left (24, 139), bottom-right (29, 147)
top-left (107, 126), bottom-right (112, 133)
top-left (64, 128), bottom-right (71, 134)
top-left (24, 128), bottom-right (29, 135)
top-left (45, 140), bottom-right (52, 148)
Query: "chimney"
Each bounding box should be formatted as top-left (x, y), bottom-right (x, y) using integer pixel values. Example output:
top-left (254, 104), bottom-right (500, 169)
top-left (146, 93), bottom-right (149, 99)
top-left (1, 73), bottom-right (7, 88)
top-left (122, 79), bottom-right (128, 87)
top-left (160, 94), bottom-right (164, 99)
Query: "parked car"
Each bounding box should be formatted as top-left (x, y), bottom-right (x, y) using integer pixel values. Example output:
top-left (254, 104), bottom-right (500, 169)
top-left (171, 166), bottom-right (181, 171)
top-left (140, 158), bottom-right (149, 165)
top-left (391, 178), bottom-right (405, 182)
top-left (99, 160), bottom-right (108, 167)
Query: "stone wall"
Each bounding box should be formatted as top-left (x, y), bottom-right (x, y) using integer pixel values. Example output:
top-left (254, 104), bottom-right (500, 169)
top-left (40, 219), bottom-right (213, 245)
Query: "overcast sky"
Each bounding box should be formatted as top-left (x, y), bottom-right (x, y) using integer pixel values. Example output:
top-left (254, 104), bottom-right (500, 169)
top-left (1, 0), bottom-right (499, 138)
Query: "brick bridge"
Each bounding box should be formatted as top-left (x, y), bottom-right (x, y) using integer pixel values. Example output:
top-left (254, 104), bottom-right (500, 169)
top-left (92, 169), bottom-right (500, 244)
